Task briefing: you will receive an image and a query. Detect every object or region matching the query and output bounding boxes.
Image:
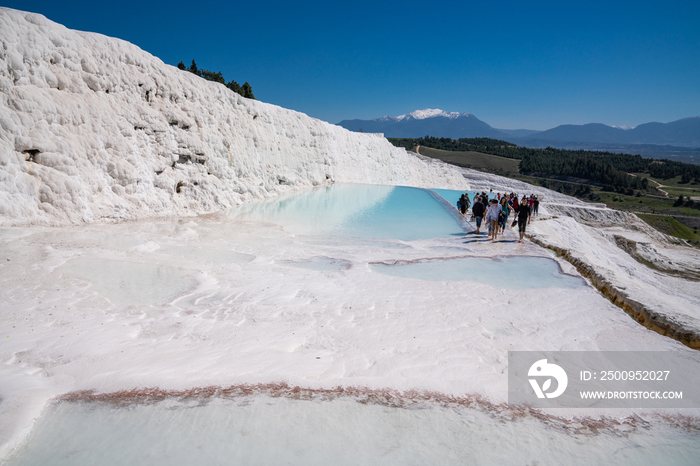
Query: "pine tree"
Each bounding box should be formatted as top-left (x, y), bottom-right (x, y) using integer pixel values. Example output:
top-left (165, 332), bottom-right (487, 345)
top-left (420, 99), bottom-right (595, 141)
top-left (226, 79), bottom-right (241, 94)
top-left (201, 70), bottom-right (225, 84)
top-left (188, 60), bottom-right (199, 76)
top-left (176, 59), bottom-right (256, 99)
top-left (241, 82), bottom-right (255, 99)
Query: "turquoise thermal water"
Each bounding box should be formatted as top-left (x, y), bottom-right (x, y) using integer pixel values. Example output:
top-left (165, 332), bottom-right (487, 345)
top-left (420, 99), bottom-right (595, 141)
top-left (227, 184), bottom-right (529, 241)
top-left (6, 397), bottom-right (700, 466)
top-left (431, 188), bottom-right (479, 209)
top-left (228, 183), bottom-right (581, 289)
top-left (226, 184), bottom-right (466, 241)
top-left (370, 256), bottom-right (586, 289)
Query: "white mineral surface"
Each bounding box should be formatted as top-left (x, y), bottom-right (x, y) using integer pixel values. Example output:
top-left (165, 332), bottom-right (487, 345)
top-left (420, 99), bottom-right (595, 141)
top-left (0, 8), bottom-right (464, 227)
top-left (1, 7), bottom-right (700, 465)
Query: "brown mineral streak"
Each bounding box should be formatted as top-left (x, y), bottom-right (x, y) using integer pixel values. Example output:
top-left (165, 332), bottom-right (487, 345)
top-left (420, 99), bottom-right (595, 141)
top-left (56, 383), bottom-right (700, 436)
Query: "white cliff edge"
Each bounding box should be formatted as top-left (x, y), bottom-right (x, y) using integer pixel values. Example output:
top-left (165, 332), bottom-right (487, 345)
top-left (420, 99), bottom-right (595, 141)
top-left (0, 8), bottom-right (466, 227)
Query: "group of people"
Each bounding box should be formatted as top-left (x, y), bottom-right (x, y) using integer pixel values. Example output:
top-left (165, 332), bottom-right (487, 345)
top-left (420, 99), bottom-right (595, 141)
top-left (456, 191), bottom-right (540, 243)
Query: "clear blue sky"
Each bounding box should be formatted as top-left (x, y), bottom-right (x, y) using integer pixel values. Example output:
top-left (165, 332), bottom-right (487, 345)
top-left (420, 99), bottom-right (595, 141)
top-left (5, 0), bottom-right (699, 130)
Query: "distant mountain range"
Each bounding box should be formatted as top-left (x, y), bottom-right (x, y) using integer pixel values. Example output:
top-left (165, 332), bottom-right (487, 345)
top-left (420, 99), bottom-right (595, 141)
top-left (338, 109), bottom-right (512, 140)
top-left (337, 110), bottom-right (700, 161)
top-left (530, 119), bottom-right (700, 147)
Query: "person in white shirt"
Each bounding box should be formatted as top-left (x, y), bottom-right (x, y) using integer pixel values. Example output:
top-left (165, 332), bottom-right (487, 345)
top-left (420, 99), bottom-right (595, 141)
top-left (485, 199), bottom-right (501, 241)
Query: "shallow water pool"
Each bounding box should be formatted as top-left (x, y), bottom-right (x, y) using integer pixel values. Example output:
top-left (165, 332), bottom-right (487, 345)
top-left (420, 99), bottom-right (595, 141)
top-left (370, 256), bottom-right (586, 289)
top-left (6, 397), bottom-right (699, 466)
top-left (226, 184), bottom-right (466, 241)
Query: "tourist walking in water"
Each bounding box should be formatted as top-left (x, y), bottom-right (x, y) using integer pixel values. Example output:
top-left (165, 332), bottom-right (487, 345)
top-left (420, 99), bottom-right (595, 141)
top-left (517, 198), bottom-right (530, 242)
top-left (458, 193), bottom-right (470, 217)
top-left (472, 196), bottom-right (485, 235)
top-left (485, 199), bottom-right (501, 241)
top-left (499, 197), bottom-right (509, 234)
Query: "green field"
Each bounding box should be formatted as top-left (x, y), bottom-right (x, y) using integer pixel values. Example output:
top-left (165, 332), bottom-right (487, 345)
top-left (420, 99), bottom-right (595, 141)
top-left (631, 173), bottom-right (700, 200)
top-left (636, 214), bottom-right (700, 245)
top-left (417, 146), bottom-right (520, 175)
top-left (590, 190), bottom-right (699, 216)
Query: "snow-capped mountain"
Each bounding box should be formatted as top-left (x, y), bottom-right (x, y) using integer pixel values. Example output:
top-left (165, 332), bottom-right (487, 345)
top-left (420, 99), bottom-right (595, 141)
top-left (394, 109), bottom-right (465, 121)
top-left (337, 109), bottom-right (508, 139)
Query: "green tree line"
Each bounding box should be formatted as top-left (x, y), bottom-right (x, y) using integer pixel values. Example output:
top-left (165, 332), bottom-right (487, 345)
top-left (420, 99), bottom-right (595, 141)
top-left (389, 136), bottom-right (518, 155)
top-left (519, 150), bottom-right (648, 191)
top-left (177, 60), bottom-right (255, 99)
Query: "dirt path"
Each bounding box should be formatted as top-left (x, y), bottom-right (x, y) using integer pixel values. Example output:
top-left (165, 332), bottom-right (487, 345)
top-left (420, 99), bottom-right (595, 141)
top-left (647, 178), bottom-right (670, 197)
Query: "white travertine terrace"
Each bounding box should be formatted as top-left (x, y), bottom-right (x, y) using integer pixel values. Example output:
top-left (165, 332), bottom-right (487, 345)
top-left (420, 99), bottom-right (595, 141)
top-left (0, 8), bottom-right (464, 227)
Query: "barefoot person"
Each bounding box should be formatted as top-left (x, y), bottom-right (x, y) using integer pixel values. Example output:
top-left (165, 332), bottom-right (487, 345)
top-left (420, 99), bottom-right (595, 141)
top-left (499, 197), bottom-right (509, 234)
top-left (517, 198), bottom-right (530, 242)
top-left (458, 194), bottom-right (469, 217)
top-left (485, 199), bottom-right (501, 241)
top-left (472, 196), bottom-right (485, 235)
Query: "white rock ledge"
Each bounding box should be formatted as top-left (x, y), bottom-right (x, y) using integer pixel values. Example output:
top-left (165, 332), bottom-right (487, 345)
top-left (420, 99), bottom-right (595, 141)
top-left (0, 8), bottom-right (466, 227)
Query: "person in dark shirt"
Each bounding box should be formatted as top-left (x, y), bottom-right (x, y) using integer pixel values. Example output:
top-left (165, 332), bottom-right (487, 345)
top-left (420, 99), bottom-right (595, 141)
top-left (458, 194), bottom-right (468, 216)
top-left (517, 198), bottom-right (530, 242)
top-left (472, 197), bottom-right (485, 235)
